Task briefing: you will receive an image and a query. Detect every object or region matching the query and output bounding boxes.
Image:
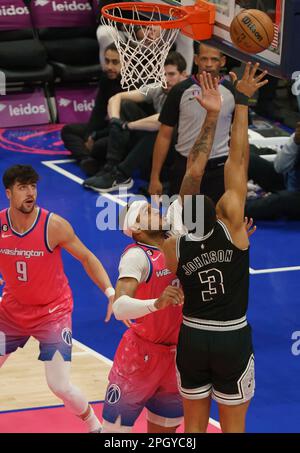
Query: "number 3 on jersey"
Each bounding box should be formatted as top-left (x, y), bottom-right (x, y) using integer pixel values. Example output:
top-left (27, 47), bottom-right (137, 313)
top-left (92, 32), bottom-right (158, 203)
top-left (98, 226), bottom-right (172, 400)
top-left (198, 268), bottom-right (224, 302)
top-left (16, 261), bottom-right (28, 282)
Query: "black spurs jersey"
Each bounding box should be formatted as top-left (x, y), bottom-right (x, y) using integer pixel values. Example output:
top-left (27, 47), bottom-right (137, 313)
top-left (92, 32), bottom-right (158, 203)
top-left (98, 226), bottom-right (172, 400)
top-left (176, 219), bottom-right (249, 322)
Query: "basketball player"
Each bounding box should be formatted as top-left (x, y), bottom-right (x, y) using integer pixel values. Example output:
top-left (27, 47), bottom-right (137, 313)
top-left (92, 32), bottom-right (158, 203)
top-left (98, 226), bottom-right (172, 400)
top-left (162, 63), bottom-right (268, 433)
top-left (101, 71), bottom-right (224, 434)
top-left (101, 71), bottom-right (256, 434)
top-left (0, 165), bottom-right (116, 433)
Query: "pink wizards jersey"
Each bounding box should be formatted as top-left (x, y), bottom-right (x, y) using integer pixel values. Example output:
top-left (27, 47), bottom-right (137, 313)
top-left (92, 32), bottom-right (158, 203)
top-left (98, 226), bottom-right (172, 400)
top-left (0, 208), bottom-right (72, 309)
top-left (124, 243), bottom-right (182, 345)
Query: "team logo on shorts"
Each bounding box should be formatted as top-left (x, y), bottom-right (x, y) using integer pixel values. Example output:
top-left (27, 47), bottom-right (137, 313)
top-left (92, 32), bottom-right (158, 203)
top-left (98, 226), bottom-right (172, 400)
top-left (106, 384), bottom-right (121, 405)
top-left (61, 328), bottom-right (72, 346)
top-left (240, 354), bottom-right (255, 399)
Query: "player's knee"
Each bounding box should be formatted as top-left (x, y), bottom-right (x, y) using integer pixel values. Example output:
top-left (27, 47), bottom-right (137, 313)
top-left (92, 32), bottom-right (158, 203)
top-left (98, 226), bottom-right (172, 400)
top-left (47, 379), bottom-right (73, 400)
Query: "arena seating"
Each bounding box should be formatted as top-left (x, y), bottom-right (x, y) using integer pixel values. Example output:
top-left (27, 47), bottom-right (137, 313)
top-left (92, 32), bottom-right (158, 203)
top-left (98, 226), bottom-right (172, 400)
top-left (0, 0), bottom-right (53, 83)
top-left (28, 0), bottom-right (101, 81)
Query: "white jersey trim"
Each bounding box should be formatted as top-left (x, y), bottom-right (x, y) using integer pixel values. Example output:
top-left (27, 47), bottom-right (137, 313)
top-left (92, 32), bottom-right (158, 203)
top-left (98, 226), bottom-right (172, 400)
top-left (179, 383), bottom-right (212, 400)
top-left (212, 354), bottom-right (255, 406)
top-left (187, 228), bottom-right (215, 242)
top-left (147, 410), bottom-right (183, 428)
top-left (7, 207), bottom-right (40, 237)
top-left (217, 219), bottom-right (233, 243)
top-left (46, 212), bottom-right (54, 252)
top-left (183, 315), bottom-right (248, 332)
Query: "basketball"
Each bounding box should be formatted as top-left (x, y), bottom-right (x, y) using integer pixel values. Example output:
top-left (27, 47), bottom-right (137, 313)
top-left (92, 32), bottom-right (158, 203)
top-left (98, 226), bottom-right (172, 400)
top-left (230, 9), bottom-right (275, 54)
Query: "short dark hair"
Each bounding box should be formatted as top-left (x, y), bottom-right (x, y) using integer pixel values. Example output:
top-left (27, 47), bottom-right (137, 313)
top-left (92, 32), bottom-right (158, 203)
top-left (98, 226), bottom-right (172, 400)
top-left (104, 42), bottom-right (118, 54)
top-left (165, 51), bottom-right (187, 73)
top-left (194, 41), bottom-right (224, 58)
top-left (3, 165), bottom-right (39, 189)
top-left (182, 194), bottom-right (216, 236)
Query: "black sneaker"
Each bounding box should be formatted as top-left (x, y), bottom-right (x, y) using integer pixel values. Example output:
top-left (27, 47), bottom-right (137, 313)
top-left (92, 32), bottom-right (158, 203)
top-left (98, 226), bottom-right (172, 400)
top-left (83, 169), bottom-right (133, 192)
top-left (83, 164), bottom-right (114, 187)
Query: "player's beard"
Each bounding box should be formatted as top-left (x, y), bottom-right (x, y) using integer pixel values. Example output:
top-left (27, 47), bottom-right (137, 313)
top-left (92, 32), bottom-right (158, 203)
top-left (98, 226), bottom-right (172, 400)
top-left (18, 200), bottom-right (36, 214)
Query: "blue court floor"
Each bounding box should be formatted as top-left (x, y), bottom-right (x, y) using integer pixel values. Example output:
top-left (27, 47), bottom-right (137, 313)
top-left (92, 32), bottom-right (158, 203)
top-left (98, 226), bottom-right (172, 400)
top-left (0, 128), bottom-right (300, 433)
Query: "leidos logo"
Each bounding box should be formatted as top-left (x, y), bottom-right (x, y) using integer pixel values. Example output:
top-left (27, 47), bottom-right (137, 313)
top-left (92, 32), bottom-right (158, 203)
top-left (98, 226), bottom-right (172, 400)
top-left (0, 5), bottom-right (29, 16)
top-left (0, 103), bottom-right (47, 117)
top-left (35, 0), bottom-right (92, 12)
top-left (59, 98), bottom-right (72, 107)
top-left (59, 97), bottom-right (95, 112)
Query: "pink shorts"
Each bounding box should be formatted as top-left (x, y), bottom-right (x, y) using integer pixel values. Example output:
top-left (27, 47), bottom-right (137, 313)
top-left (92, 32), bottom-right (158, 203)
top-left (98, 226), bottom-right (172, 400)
top-left (103, 329), bottom-right (183, 428)
top-left (0, 298), bottom-right (73, 361)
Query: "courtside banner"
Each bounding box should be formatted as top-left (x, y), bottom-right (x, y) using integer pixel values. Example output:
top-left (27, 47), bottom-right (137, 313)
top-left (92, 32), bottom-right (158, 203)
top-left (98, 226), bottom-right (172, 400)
top-left (0, 0), bottom-right (31, 31)
top-left (30, 0), bottom-right (96, 28)
top-left (0, 89), bottom-right (50, 128)
top-left (55, 86), bottom-right (98, 123)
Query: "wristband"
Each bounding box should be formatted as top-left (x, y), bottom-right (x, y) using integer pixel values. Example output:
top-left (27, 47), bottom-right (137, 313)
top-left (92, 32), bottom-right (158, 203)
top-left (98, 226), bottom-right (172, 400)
top-left (105, 287), bottom-right (115, 298)
top-left (235, 91), bottom-right (250, 106)
top-left (234, 80), bottom-right (250, 106)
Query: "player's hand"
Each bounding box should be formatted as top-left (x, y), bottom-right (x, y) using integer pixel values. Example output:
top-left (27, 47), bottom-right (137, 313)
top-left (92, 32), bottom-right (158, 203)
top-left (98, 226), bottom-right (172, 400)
top-left (195, 71), bottom-right (222, 114)
top-left (105, 295), bottom-right (115, 323)
top-left (0, 278), bottom-right (4, 285)
top-left (154, 286), bottom-right (184, 310)
top-left (244, 217), bottom-right (257, 238)
top-left (148, 178), bottom-right (163, 196)
top-left (230, 62), bottom-right (268, 98)
top-left (84, 136), bottom-right (94, 153)
top-left (294, 122), bottom-right (300, 145)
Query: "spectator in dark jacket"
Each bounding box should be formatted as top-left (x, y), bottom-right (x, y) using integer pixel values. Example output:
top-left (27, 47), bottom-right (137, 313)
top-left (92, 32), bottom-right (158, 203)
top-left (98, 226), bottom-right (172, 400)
top-left (61, 43), bottom-right (123, 175)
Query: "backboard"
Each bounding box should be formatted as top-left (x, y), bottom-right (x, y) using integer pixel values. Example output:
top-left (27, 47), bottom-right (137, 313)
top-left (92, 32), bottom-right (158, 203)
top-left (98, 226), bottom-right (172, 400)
top-left (139, 0), bottom-right (300, 79)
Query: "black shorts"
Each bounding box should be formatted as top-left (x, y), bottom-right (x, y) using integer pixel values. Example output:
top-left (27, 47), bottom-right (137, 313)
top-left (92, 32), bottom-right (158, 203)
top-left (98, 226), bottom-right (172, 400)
top-left (176, 323), bottom-right (255, 406)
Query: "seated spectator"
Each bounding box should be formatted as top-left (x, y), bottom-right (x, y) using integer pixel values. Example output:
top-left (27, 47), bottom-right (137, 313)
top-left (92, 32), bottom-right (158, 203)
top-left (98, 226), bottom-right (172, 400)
top-left (61, 43), bottom-right (123, 176)
top-left (83, 51), bottom-right (187, 192)
top-left (246, 122), bottom-right (300, 220)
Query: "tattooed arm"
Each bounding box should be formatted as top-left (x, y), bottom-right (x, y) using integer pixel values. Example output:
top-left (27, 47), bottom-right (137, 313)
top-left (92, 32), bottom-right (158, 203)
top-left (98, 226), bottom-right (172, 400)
top-left (179, 72), bottom-right (221, 200)
top-left (179, 112), bottom-right (219, 199)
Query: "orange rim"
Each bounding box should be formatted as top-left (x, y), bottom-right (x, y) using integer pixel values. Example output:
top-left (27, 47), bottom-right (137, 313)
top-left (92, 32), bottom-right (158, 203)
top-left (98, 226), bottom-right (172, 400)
top-left (101, 1), bottom-right (216, 40)
top-left (101, 2), bottom-right (190, 29)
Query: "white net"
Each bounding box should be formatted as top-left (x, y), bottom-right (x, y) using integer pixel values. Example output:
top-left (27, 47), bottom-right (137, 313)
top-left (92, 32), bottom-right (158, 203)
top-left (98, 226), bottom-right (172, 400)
top-left (101, 4), bottom-right (180, 92)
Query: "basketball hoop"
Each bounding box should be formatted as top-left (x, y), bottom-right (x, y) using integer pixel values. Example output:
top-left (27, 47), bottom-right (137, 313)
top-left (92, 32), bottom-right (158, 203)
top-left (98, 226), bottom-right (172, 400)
top-left (101, 1), bottom-right (216, 91)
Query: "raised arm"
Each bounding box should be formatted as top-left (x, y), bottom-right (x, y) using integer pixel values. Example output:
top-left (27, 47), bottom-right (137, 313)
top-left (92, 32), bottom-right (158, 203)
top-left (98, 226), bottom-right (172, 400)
top-left (108, 90), bottom-right (147, 119)
top-left (179, 72), bottom-right (221, 200)
top-left (217, 63), bottom-right (268, 233)
top-left (48, 214), bottom-right (114, 322)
